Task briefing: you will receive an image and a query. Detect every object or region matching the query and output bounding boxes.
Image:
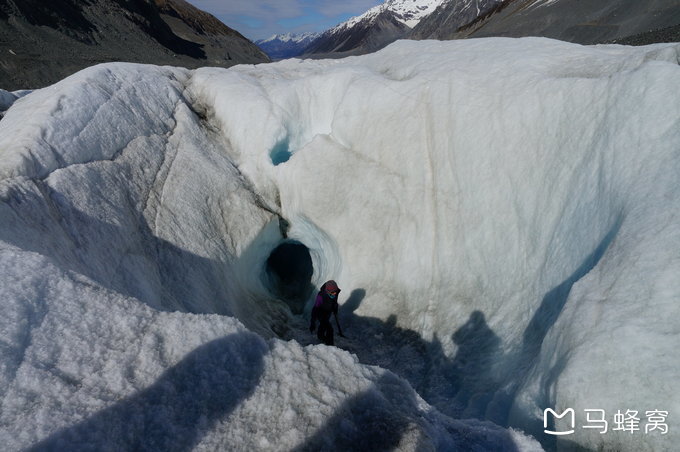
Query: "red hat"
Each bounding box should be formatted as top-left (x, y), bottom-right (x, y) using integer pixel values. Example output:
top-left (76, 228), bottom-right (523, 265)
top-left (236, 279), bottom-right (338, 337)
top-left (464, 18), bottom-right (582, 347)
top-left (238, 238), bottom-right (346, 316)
top-left (325, 280), bottom-right (339, 292)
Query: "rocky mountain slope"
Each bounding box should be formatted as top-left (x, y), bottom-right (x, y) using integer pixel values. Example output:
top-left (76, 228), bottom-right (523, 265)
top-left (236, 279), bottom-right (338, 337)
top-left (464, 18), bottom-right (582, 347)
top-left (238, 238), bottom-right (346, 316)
top-left (0, 0), bottom-right (269, 90)
top-left (304, 0), bottom-right (444, 57)
top-left (412, 0), bottom-right (680, 44)
top-left (410, 0), bottom-right (504, 39)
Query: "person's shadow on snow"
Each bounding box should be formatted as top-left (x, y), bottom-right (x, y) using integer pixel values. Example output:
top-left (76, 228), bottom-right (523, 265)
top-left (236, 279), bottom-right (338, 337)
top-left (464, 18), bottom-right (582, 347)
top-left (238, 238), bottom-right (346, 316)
top-left (301, 291), bottom-right (518, 450)
top-left (291, 372), bottom-right (413, 452)
top-left (29, 332), bottom-right (268, 452)
top-left (335, 297), bottom-right (502, 421)
top-left (292, 363), bottom-right (520, 452)
top-left (339, 288), bottom-right (366, 331)
top-left (447, 310), bottom-right (501, 417)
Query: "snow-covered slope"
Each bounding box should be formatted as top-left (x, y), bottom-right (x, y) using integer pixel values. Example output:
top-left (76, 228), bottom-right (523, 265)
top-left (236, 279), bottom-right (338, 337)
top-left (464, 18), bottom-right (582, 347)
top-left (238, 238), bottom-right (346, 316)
top-left (410, 0), bottom-right (505, 39)
top-left (256, 32), bottom-right (320, 60)
top-left (1, 38), bottom-right (680, 451)
top-left (304, 0), bottom-right (444, 56)
top-left (340, 0), bottom-right (444, 29)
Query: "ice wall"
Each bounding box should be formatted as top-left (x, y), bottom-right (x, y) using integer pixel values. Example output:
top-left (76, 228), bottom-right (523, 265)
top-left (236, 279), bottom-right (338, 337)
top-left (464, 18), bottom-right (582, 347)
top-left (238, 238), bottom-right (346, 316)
top-left (0, 38), bottom-right (679, 451)
top-left (0, 58), bottom-right (540, 451)
top-left (187, 38), bottom-right (680, 450)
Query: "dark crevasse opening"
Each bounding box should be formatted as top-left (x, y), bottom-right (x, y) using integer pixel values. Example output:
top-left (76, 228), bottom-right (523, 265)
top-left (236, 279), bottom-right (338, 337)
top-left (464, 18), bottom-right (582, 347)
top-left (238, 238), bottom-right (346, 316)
top-left (270, 138), bottom-right (292, 165)
top-left (265, 240), bottom-right (314, 314)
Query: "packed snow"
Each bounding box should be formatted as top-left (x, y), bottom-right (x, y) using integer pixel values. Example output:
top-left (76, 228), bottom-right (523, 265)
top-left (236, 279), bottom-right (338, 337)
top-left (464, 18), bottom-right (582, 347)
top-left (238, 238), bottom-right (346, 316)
top-left (1, 37), bottom-right (679, 451)
top-left (0, 89), bottom-right (29, 115)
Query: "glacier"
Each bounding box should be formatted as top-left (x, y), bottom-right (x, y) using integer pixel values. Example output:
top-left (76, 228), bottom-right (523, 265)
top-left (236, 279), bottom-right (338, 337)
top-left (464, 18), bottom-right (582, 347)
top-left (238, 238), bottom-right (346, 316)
top-left (0, 37), bottom-right (679, 451)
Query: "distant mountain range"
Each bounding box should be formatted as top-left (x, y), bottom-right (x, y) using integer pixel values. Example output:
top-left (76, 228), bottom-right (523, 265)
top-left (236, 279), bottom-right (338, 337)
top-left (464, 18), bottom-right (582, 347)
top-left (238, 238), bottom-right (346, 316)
top-left (255, 33), bottom-right (320, 60)
top-left (0, 0), bottom-right (270, 90)
top-left (256, 0), bottom-right (680, 60)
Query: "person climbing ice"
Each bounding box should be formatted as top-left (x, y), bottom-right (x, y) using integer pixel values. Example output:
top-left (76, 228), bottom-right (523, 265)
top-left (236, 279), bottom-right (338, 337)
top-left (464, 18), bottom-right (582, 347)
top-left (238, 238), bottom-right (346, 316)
top-left (309, 280), bottom-right (345, 346)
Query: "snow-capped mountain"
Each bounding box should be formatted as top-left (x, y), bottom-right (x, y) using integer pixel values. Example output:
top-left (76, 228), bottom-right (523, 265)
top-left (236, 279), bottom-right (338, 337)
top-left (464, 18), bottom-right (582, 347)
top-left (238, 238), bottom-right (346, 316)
top-left (0, 0), bottom-right (269, 90)
top-left (341, 0), bottom-right (445, 29)
top-left (411, 0), bottom-right (680, 44)
top-left (305, 0), bottom-right (445, 56)
top-left (255, 32), bottom-right (320, 60)
top-left (259, 32), bottom-right (320, 44)
top-left (410, 0), bottom-right (505, 39)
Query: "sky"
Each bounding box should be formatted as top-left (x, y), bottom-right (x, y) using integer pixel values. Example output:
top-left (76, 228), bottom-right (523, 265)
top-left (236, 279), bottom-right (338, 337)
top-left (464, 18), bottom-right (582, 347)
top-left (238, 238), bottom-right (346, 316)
top-left (184, 0), bottom-right (384, 41)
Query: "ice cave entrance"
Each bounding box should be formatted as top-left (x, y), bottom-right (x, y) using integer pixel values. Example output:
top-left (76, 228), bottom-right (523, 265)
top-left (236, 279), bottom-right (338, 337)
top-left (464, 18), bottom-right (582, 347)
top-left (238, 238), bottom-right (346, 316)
top-left (265, 240), bottom-right (314, 314)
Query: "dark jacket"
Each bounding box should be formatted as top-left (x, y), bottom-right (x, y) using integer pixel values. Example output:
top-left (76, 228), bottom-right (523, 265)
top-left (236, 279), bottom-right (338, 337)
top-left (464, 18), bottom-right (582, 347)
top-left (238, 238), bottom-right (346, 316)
top-left (310, 282), bottom-right (343, 342)
top-left (312, 289), bottom-right (339, 321)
